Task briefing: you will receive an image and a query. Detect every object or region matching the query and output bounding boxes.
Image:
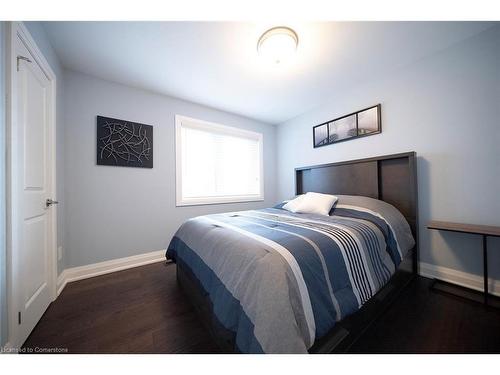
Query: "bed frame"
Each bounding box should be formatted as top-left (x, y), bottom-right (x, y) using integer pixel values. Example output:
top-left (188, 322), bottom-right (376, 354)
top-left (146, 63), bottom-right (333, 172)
top-left (176, 151), bottom-right (419, 353)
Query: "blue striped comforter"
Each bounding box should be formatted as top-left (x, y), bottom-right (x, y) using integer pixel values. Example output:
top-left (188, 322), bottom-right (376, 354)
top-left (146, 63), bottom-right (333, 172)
top-left (166, 202), bottom-right (414, 353)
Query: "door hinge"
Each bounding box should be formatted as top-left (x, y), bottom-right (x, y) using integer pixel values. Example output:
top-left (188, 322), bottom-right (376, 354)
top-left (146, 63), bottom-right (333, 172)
top-left (17, 55), bottom-right (32, 71)
top-left (18, 311), bottom-right (21, 325)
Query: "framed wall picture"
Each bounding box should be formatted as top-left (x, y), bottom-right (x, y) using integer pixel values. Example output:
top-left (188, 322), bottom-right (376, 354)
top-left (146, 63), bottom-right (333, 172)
top-left (312, 104), bottom-right (381, 148)
top-left (313, 123), bottom-right (329, 147)
top-left (357, 106), bottom-right (380, 136)
top-left (328, 114), bottom-right (357, 143)
top-left (97, 115), bottom-right (154, 168)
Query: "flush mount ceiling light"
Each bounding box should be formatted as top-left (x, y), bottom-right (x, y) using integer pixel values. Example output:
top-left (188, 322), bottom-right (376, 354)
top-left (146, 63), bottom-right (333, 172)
top-left (257, 26), bottom-right (298, 64)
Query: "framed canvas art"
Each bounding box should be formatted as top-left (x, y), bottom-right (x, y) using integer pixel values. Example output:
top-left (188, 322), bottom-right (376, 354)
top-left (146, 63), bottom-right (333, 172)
top-left (97, 115), bottom-right (153, 168)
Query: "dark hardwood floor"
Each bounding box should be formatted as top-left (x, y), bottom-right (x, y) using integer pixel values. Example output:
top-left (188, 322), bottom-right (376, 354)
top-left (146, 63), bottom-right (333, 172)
top-left (22, 262), bottom-right (500, 354)
top-left (349, 279), bottom-right (500, 353)
top-left (23, 262), bottom-right (220, 354)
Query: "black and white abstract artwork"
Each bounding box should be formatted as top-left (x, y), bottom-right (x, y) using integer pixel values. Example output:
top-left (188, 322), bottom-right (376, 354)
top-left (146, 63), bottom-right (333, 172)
top-left (97, 116), bottom-right (153, 168)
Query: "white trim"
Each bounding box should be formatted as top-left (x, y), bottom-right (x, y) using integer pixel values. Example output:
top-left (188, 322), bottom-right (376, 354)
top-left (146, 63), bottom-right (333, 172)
top-left (176, 115), bottom-right (263, 140)
top-left (419, 261), bottom-right (500, 297)
top-left (52, 256), bottom-right (500, 309)
top-left (54, 259), bottom-right (500, 302)
top-left (175, 114), bottom-right (264, 206)
top-left (56, 250), bottom-right (167, 296)
top-left (6, 21), bottom-right (58, 349)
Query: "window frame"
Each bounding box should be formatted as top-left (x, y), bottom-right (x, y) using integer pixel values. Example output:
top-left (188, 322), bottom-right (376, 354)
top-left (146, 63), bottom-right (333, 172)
top-left (175, 115), bottom-right (264, 206)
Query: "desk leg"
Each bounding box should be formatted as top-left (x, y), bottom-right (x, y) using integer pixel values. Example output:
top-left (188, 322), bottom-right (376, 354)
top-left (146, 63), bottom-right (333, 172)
top-left (483, 235), bottom-right (488, 305)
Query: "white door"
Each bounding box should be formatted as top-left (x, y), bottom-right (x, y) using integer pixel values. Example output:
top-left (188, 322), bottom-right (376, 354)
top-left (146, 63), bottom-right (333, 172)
top-left (11, 28), bottom-right (57, 346)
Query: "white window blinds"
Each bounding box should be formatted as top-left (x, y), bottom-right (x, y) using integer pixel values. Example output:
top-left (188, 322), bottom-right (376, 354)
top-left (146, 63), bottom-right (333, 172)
top-left (175, 115), bottom-right (264, 206)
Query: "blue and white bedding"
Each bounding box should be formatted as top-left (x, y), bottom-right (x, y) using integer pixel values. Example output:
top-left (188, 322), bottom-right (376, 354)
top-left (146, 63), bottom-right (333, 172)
top-left (166, 195), bottom-right (415, 353)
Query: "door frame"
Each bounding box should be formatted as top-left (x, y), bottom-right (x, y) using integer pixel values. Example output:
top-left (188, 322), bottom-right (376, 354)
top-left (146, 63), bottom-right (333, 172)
top-left (5, 21), bottom-right (58, 349)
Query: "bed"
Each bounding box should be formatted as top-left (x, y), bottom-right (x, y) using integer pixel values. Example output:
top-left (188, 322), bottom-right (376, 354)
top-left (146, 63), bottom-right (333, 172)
top-left (166, 152), bottom-right (419, 353)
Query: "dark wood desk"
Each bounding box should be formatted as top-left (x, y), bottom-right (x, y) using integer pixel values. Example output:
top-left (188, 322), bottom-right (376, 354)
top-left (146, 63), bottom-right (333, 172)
top-left (427, 220), bottom-right (500, 305)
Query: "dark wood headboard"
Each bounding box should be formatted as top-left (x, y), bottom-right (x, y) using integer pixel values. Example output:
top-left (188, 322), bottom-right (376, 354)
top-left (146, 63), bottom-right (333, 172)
top-left (295, 152), bottom-right (419, 263)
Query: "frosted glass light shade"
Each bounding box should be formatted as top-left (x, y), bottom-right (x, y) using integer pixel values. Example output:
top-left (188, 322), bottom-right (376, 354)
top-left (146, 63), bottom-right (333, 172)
top-left (257, 26), bottom-right (298, 64)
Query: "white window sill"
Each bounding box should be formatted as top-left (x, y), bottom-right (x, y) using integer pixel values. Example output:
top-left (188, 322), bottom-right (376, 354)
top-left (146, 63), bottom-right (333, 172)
top-left (176, 195), bottom-right (265, 207)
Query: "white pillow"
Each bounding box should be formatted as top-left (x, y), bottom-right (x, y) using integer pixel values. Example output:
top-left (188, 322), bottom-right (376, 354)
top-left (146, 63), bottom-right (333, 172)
top-left (283, 192), bottom-right (338, 216)
top-left (282, 194), bottom-right (306, 212)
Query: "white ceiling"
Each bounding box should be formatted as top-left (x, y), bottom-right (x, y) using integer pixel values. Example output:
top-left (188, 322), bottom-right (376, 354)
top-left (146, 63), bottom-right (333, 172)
top-left (42, 21), bottom-right (494, 124)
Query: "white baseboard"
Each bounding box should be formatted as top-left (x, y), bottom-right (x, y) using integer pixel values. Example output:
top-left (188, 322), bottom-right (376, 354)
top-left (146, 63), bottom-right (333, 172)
top-left (55, 252), bottom-right (498, 299)
top-left (419, 262), bottom-right (500, 297)
top-left (57, 249), bottom-right (166, 296)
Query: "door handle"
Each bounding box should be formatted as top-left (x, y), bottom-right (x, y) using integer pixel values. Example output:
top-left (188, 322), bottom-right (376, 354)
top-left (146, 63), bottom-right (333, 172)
top-left (46, 198), bottom-right (59, 208)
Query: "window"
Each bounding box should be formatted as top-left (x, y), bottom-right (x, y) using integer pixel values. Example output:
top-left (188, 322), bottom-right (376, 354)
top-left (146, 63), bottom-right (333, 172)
top-left (175, 115), bottom-right (264, 206)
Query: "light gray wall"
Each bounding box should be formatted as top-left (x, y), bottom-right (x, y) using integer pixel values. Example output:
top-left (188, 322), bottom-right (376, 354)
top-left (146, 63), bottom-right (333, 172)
top-left (1, 21), bottom-right (7, 347)
top-left (63, 70), bottom-right (277, 268)
top-left (276, 25), bottom-right (500, 280)
top-left (23, 22), bottom-right (66, 275)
